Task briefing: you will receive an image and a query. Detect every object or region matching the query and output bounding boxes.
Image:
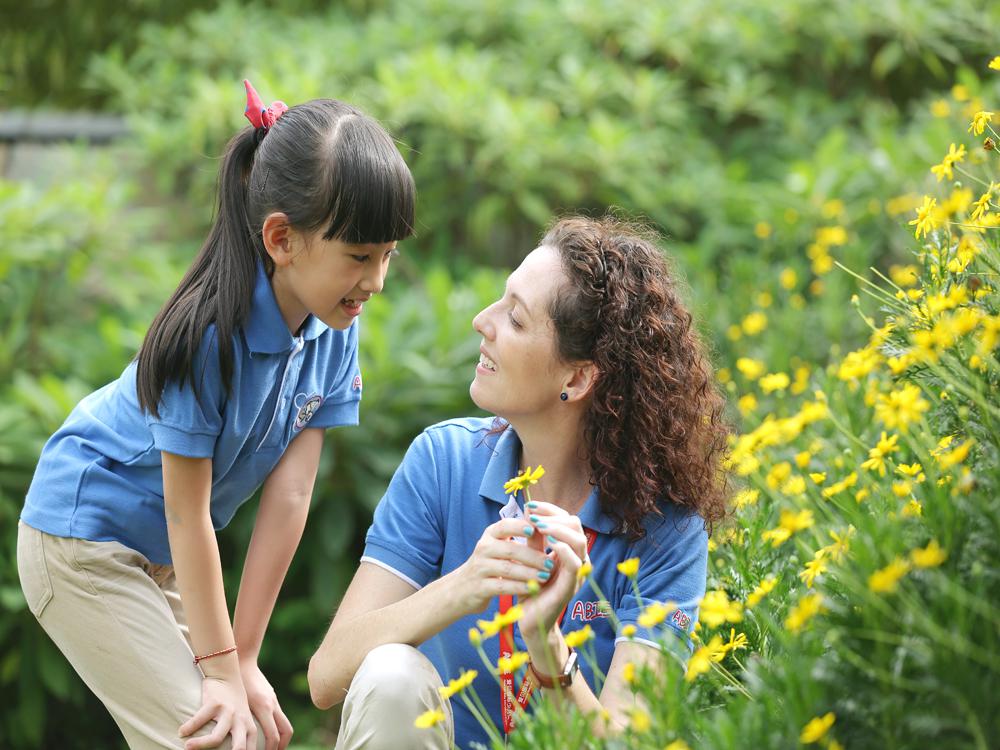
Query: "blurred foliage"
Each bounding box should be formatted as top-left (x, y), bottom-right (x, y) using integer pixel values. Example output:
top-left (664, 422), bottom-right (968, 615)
top-left (1, 0), bottom-right (999, 747)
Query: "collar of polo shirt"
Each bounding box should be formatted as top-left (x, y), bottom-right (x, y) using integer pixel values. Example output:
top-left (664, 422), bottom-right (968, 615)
top-left (245, 261), bottom-right (330, 354)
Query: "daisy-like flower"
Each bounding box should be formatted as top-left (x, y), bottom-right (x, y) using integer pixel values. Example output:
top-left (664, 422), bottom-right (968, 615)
top-left (745, 576), bottom-right (778, 608)
top-left (497, 651), bottom-right (530, 674)
top-left (477, 605), bottom-right (523, 638)
top-left (861, 432), bottom-right (899, 476)
top-left (564, 625), bottom-right (594, 649)
top-left (930, 143), bottom-right (966, 181)
top-left (504, 465), bottom-right (545, 494)
top-left (909, 196), bottom-right (939, 238)
top-left (637, 600), bottom-right (677, 628)
top-left (911, 539), bottom-right (948, 568)
top-left (438, 670), bottom-right (478, 699)
top-left (800, 712), bottom-right (836, 744)
top-left (685, 636), bottom-right (725, 681)
top-left (414, 709), bottom-right (447, 729)
top-left (868, 557), bottom-right (910, 593)
top-left (616, 557), bottom-right (640, 577)
top-left (968, 110), bottom-right (994, 136)
top-left (785, 593), bottom-right (825, 633)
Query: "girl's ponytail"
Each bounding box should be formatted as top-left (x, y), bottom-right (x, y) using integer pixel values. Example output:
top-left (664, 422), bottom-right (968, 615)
top-left (136, 91), bottom-right (414, 417)
top-left (136, 126), bottom-right (265, 418)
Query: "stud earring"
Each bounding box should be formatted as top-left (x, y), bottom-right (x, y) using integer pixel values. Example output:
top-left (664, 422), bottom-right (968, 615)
top-left (560, 392), bottom-right (568, 401)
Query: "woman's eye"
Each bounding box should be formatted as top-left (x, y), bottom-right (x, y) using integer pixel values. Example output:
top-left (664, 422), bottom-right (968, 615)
top-left (508, 311), bottom-right (522, 329)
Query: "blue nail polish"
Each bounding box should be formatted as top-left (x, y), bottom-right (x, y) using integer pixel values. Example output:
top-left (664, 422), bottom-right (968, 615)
top-left (535, 522), bottom-right (548, 530)
top-left (544, 559), bottom-right (554, 569)
top-left (537, 570), bottom-right (550, 581)
top-left (547, 535), bottom-right (558, 545)
top-left (526, 501), bottom-right (538, 508)
top-left (529, 514), bottom-right (540, 523)
top-left (523, 526), bottom-right (534, 536)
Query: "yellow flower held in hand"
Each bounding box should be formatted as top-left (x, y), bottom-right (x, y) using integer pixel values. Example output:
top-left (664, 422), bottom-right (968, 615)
top-left (415, 709), bottom-right (446, 729)
top-left (576, 559), bottom-right (593, 581)
top-left (439, 670), bottom-right (478, 699)
top-left (504, 465), bottom-right (545, 494)
top-left (911, 539), bottom-right (947, 568)
top-left (616, 557), bottom-right (640, 577)
top-left (800, 712), bottom-right (836, 744)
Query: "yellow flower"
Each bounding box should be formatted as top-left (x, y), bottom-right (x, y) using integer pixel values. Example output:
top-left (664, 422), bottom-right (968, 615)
top-left (889, 264), bottom-right (919, 287)
top-left (760, 372), bottom-right (791, 394)
top-left (616, 557), bottom-right (640, 577)
top-left (638, 600), bottom-right (677, 628)
top-left (952, 84), bottom-right (969, 101)
top-left (620, 624), bottom-right (637, 639)
top-left (837, 346), bottom-right (880, 381)
top-left (781, 475), bottom-right (807, 496)
top-left (754, 221), bottom-right (772, 239)
top-left (576, 559), bottom-right (593, 581)
top-left (622, 661), bottom-right (636, 684)
top-left (809, 472), bottom-right (826, 484)
top-left (686, 635), bottom-right (724, 681)
top-left (909, 196), bottom-right (940, 238)
top-left (892, 481), bottom-right (912, 498)
top-left (819, 526), bottom-right (855, 562)
top-left (785, 593), bottom-right (825, 633)
top-left (735, 357), bottom-right (767, 380)
top-left (989, 56), bottom-right (1000, 70)
top-left (766, 461), bottom-right (793, 489)
top-left (741, 311), bottom-right (768, 336)
top-left (971, 188), bottom-right (993, 222)
top-left (497, 651), bottom-right (530, 674)
top-left (665, 741), bottom-right (691, 750)
top-left (931, 99), bottom-right (950, 118)
top-left (821, 472), bottom-right (858, 499)
top-left (798, 556), bottom-right (828, 588)
top-left (738, 393), bottom-right (758, 416)
top-left (477, 605), bottom-right (524, 638)
top-left (901, 499), bottom-right (923, 517)
top-left (968, 111), bottom-right (994, 136)
top-left (468, 627), bottom-right (482, 647)
top-left (861, 432), bottom-right (900, 476)
top-left (414, 709), bottom-right (447, 729)
top-left (699, 590), bottom-right (743, 627)
top-left (911, 539), bottom-right (947, 568)
top-left (868, 557), bottom-right (910, 593)
top-left (526, 579), bottom-right (540, 595)
top-left (935, 439), bottom-right (974, 470)
top-left (733, 488), bottom-right (760, 509)
top-left (930, 143), bottom-right (966, 182)
top-left (504, 465), bottom-right (545, 494)
top-left (723, 628), bottom-right (748, 653)
top-left (745, 576), bottom-right (778, 608)
top-left (800, 712), bottom-right (836, 744)
top-left (630, 708), bottom-right (651, 733)
top-left (780, 267), bottom-right (798, 289)
top-left (439, 669), bottom-right (478, 699)
top-left (896, 462), bottom-right (924, 480)
top-left (564, 625), bottom-right (594, 649)
top-left (875, 384), bottom-right (930, 432)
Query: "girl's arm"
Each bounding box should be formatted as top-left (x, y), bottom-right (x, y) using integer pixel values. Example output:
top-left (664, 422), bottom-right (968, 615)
top-left (162, 452), bottom-right (256, 750)
top-left (231, 427), bottom-right (325, 750)
top-left (308, 517), bottom-right (546, 709)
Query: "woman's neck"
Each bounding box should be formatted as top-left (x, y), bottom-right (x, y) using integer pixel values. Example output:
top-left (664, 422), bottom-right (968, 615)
top-left (510, 415), bottom-right (593, 514)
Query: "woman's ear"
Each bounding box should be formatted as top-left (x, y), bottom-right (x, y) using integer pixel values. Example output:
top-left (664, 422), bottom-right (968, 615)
top-left (262, 212), bottom-right (295, 267)
top-left (562, 362), bottom-right (599, 402)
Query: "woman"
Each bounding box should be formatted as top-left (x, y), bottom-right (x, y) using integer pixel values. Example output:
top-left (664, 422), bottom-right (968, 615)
top-left (308, 215), bottom-right (729, 749)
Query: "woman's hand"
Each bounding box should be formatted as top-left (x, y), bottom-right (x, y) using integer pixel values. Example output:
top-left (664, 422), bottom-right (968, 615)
top-left (240, 660), bottom-right (293, 750)
top-left (516, 501), bottom-right (588, 647)
top-left (449, 518), bottom-right (551, 614)
top-left (179, 669), bottom-right (257, 750)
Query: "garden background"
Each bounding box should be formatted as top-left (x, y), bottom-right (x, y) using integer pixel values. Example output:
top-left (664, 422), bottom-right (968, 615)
top-left (1, 0), bottom-right (998, 748)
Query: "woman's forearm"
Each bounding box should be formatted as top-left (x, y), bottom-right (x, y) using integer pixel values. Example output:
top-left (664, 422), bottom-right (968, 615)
top-left (308, 572), bottom-right (467, 709)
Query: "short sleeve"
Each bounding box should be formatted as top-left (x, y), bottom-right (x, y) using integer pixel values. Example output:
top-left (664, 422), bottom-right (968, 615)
top-left (145, 328), bottom-right (226, 458)
top-left (309, 321), bottom-right (362, 429)
top-left (615, 508), bottom-right (708, 656)
top-left (361, 430), bottom-right (446, 589)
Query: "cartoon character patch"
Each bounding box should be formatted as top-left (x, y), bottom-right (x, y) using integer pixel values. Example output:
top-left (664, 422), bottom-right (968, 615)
top-left (293, 394), bottom-right (323, 430)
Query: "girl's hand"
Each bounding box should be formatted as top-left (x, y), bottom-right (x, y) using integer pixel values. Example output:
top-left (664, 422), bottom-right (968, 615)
top-left (450, 518), bottom-right (551, 614)
top-left (517, 501), bottom-right (588, 646)
top-left (240, 661), bottom-right (293, 750)
top-left (179, 671), bottom-right (257, 750)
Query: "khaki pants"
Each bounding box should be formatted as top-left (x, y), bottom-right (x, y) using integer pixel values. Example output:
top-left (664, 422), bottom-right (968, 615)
top-left (336, 643), bottom-right (454, 750)
top-left (17, 521), bottom-right (264, 750)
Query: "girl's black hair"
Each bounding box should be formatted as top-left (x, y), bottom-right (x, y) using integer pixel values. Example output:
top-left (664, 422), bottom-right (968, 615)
top-left (136, 99), bottom-right (415, 417)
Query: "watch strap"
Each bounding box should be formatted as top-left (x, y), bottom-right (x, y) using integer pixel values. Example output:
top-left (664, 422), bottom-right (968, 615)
top-left (529, 647), bottom-right (579, 689)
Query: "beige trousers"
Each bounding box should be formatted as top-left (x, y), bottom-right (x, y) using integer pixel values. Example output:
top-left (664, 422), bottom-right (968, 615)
top-left (335, 644), bottom-right (454, 750)
top-left (17, 521), bottom-right (264, 750)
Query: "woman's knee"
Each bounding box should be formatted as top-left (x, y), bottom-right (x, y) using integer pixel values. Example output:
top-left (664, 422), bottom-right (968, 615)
top-left (351, 643), bottom-right (441, 704)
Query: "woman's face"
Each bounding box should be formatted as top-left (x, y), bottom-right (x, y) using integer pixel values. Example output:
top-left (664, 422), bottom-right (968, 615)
top-left (470, 245), bottom-right (572, 419)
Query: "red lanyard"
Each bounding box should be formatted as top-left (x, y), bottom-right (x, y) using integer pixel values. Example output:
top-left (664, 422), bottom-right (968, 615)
top-left (499, 527), bottom-right (598, 734)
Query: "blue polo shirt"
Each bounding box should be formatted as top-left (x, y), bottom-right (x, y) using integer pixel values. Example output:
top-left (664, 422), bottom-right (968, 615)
top-left (362, 418), bottom-right (708, 750)
top-left (21, 262), bottom-right (362, 564)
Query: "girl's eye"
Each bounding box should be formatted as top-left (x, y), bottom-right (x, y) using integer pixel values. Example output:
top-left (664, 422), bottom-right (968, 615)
top-left (384, 248), bottom-right (399, 261)
top-left (351, 254), bottom-right (369, 263)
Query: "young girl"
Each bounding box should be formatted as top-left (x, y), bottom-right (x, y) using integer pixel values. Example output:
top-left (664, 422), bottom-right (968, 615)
top-left (17, 80), bottom-right (415, 750)
top-left (308, 215), bottom-right (729, 750)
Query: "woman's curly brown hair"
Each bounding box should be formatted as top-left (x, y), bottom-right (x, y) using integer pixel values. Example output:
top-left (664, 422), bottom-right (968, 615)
top-left (543, 215), bottom-right (731, 538)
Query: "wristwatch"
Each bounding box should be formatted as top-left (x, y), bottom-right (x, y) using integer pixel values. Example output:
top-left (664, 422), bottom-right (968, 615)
top-left (529, 648), bottom-right (580, 689)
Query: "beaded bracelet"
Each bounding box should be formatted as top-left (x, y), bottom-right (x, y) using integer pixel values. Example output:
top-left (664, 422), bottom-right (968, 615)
top-left (193, 646), bottom-right (237, 666)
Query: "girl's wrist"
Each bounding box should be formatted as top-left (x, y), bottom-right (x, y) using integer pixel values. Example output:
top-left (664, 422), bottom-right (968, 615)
top-left (198, 650), bottom-right (242, 681)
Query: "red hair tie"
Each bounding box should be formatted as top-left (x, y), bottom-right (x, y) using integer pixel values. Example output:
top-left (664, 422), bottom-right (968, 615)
top-left (243, 79), bottom-right (288, 131)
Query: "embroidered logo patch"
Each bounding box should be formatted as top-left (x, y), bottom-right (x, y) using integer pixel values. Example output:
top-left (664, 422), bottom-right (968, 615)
top-left (571, 600), bottom-right (611, 621)
top-left (352, 375), bottom-right (363, 391)
top-left (670, 609), bottom-right (691, 630)
top-left (294, 394), bottom-right (323, 430)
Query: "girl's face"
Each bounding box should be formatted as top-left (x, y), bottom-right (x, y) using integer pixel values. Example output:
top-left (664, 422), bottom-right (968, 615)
top-left (275, 230), bottom-right (397, 333)
top-left (470, 245), bottom-right (573, 419)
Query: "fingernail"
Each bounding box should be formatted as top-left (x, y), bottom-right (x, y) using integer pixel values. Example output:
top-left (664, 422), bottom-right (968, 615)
top-left (529, 514), bottom-right (540, 523)
top-left (523, 526), bottom-right (534, 536)
top-left (544, 559), bottom-right (554, 569)
top-left (526, 501), bottom-right (538, 508)
top-left (547, 535), bottom-right (558, 545)
top-left (537, 570), bottom-right (550, 581)
top-left (535, 522), bottom-right (548, 530)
